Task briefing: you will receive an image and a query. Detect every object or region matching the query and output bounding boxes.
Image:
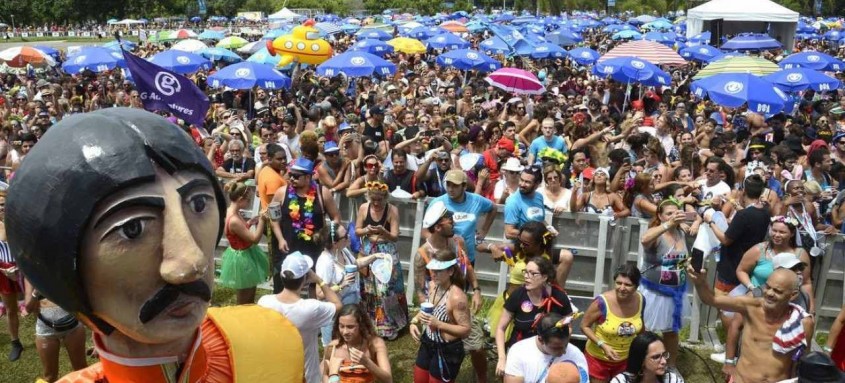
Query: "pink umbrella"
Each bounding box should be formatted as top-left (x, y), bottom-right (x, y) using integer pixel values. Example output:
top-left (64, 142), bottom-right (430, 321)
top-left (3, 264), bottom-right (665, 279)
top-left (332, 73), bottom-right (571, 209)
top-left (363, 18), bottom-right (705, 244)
top-left (485, 68), bottom-right (545, 95)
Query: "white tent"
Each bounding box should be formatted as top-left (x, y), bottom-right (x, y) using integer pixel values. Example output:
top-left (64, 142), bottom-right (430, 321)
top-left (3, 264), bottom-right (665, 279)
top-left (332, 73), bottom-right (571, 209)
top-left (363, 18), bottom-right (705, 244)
top-left (268, 8), bottom-right (301, 21)
top-left (113, 19), bottom-right (146, 25)
top-left (686, 0), bottom-right (798, 52)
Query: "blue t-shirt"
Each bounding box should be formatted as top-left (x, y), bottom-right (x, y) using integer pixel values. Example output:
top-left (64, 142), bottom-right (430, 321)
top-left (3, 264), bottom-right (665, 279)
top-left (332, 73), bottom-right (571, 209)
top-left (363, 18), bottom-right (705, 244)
top-left (432, 192), bottom-right (494, 263)
top-left (528, 135), bottom-right (567, 160)
top-left (504, 191), bottom-right (546, 228)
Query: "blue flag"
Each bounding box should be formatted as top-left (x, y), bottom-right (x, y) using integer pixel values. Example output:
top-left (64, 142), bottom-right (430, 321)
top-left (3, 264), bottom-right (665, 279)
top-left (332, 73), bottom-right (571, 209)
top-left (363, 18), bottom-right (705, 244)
top-left (122, 50), bottom-right (209, 127)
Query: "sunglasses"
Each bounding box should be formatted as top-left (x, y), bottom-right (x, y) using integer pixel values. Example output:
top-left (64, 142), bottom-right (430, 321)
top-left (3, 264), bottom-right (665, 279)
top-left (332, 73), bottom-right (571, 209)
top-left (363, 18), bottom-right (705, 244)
top-left (289, 172), bottom-right (307, 180)
top-left (365, 162), bottom-right (379, 169)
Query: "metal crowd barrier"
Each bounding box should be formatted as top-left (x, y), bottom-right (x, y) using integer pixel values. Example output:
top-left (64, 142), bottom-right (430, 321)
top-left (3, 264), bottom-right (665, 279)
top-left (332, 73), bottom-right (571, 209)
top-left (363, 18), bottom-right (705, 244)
top-left (218, 191), bottom-right (844, 345)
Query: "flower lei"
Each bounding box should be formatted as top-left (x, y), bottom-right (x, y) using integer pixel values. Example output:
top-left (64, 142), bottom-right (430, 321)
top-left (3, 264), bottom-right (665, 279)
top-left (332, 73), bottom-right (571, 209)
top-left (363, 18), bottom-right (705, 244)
top-left (288, 181), bottom-right (318, 241)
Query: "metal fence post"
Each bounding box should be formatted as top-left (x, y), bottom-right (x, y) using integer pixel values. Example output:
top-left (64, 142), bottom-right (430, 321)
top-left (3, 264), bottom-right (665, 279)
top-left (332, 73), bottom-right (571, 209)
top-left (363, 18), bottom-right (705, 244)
top-left (594, 216), bottom-right (611, 297)
top-left (405, 199), bottom-right (426, 306)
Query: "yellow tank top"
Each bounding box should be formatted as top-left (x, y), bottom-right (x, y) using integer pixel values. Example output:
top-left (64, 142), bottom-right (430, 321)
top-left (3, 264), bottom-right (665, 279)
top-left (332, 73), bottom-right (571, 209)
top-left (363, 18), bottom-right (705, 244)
top-left (585, 293), bottom-right (643, 362)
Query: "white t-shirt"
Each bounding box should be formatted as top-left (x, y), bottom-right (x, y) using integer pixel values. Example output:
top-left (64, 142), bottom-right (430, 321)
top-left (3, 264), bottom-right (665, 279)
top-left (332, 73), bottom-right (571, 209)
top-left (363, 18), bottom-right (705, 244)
top-left (700, 180), bottom-right (731, 201)
top-left (504, 336), bottom-right (589, 383)
top-left (257, 295), bottom-right (336, 383)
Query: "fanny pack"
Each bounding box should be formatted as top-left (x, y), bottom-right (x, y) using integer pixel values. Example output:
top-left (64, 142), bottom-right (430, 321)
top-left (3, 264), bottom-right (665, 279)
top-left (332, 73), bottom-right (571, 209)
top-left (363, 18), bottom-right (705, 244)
top-left (37, 313), bottom-right (79, 332)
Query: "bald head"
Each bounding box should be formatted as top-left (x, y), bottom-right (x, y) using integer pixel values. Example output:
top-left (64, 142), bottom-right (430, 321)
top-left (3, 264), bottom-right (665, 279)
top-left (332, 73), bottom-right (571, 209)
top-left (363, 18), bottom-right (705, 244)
top-left (770, 268), bottom-right (800, 291)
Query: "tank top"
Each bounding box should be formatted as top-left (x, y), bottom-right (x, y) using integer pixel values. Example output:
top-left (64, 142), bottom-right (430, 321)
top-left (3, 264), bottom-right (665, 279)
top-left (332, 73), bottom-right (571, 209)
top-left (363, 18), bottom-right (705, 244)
top-left (362, 204), bottom-right (391, 232)
top-left (0, 239), bottom-right (12, 263)
top-left (329, 345), bottom-right (375, 383)
top-left (280, 182), bottom-right (325, 255)
top-left (585, 294), bottom-right (644, 362)
top-left (224, 215), bottom-right (252, 250)
top-left (423, 288), bottom-right (451, 343)
top-left (750, 243), bottom-right (775, 288)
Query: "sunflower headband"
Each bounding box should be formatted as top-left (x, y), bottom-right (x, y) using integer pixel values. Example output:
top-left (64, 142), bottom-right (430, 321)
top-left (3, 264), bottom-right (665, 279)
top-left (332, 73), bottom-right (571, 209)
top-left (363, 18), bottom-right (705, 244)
top-left (771, 215), bottom-right (800, 227)
top-left (366, 181), bottom-right (388, 192)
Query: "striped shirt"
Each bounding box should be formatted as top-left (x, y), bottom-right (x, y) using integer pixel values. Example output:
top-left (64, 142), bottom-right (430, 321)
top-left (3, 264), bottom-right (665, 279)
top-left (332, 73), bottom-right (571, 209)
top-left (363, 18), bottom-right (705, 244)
top-left (0, 240), bottom-right (12, 263)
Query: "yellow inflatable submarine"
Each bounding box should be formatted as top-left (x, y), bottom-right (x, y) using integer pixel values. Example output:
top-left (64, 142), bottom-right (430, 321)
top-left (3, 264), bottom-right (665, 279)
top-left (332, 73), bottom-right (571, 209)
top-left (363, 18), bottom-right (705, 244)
top-left (267, 19), bottom-right (333, 67)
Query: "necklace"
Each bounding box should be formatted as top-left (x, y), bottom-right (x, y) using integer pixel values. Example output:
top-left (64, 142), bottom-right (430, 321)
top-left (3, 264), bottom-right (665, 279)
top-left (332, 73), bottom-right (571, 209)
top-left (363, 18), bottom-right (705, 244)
top-left (431, 284), bottom-right (450, 307)
top-left (288, 182), bottom-right (317, 241)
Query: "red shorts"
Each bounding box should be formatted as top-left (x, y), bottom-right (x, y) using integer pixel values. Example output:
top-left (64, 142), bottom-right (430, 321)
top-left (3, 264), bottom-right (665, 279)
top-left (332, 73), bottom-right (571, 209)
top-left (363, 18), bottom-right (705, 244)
top-left (0, 262), bottom-right (22, 295)
top-left (586, 351), bottom-right (628, 381)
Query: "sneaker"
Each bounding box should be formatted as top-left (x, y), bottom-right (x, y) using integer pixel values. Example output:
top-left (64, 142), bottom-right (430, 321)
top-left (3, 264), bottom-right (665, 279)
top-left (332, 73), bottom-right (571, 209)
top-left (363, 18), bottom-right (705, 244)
top-left (8, 339), bottom-right (22, 361)
top-left (710, 352), bottom-right (725, 364)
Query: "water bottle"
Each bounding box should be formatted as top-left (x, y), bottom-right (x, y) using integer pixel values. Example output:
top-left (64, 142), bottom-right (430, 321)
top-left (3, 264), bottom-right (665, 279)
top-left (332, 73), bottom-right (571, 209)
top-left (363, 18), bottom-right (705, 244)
top-left (603, 207), bottom-right (616, 227)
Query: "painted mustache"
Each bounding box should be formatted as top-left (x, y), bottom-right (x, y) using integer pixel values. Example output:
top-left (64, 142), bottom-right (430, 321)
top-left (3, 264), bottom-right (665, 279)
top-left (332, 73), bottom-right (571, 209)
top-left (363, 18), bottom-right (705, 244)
top-left (138, 281), bottom-right (211, 324)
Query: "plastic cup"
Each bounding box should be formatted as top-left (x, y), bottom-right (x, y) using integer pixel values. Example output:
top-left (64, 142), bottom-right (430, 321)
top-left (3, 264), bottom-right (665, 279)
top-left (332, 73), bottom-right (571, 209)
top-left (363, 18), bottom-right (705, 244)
top-left (239, 209), bottom-right (253, 220)
top-left (420, 302), bottom-right (434, 315)
top-left (344, 264), bottom-right (358, 274)
top-left (268, 202), bottom-right (282, 221)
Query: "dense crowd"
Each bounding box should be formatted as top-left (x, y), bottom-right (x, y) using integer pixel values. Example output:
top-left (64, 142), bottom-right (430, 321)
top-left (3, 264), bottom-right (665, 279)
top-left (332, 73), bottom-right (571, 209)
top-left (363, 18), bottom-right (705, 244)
top-left (1, 10), bottom-right (845, 383)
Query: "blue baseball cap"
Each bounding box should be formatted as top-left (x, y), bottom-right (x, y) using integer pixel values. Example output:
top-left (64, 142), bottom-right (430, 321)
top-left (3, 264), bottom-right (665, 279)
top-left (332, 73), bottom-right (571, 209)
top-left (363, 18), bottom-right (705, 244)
top-left (709, 112), bottom-right (724, 126)
top-left (324, 141), bottom-right (340, 154)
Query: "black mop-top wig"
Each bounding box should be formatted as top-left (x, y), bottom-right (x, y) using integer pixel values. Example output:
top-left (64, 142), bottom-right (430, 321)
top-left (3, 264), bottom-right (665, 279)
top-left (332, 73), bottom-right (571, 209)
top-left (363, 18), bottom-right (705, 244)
top-left (5, 108), bottom-right (225, 334)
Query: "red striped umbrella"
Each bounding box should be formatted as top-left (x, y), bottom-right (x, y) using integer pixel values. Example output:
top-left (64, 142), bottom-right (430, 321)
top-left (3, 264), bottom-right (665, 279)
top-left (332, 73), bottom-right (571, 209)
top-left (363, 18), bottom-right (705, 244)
top-left (598, 40), bottom-right (686, 66)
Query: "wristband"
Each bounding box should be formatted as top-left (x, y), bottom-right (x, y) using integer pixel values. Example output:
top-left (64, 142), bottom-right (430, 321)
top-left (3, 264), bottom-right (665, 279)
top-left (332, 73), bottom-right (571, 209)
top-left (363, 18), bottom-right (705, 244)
top-left (331, 285), bottom-right (341, 292)
top-left (319, 281), bottom-right (327, 288)
top-left (486, 243), bottom-right (494, 251)
top-left (328, 375), bottom-right (341, 383)
top-left (596, 340), bottom-right (605, 348)
top-left (724, 357), bottom-right (737, 366)
top-left (473, 287), bottom-right (481, 291)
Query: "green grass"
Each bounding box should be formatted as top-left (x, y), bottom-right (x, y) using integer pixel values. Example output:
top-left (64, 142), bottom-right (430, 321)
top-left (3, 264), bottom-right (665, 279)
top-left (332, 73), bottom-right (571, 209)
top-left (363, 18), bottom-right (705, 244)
top-left (0, 287), bottom-right (723, 382)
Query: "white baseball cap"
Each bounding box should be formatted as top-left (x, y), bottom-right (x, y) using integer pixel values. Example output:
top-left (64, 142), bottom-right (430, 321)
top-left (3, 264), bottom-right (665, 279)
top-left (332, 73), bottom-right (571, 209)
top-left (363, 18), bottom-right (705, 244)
top-left (281, 251), bottom-right (313, 279)
top-left (423, 201), bottom-right (453, 229)
top-left (773, 252), bottom-right (804, 270)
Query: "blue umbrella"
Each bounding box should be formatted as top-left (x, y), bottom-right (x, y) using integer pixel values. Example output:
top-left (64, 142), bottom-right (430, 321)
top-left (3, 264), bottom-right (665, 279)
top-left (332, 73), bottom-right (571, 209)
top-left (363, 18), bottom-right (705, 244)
top-left (479, 36), bottom-right (511, 55)
top-left (603, 24), bottom-right (636, 33)
top-left (511, 16), bottom-right (538, 25)
top-left (824, 30), bottom-right (843, 41)
top-left (593, 57), bottom-right (671, 87)
top-left (519, 25), bottom-right (546, 35)
top-left (612, 30), bottom-right (642, 40)
top-left (436, 49), bottom-right (500, 72)
top-left (780, 51), bottom-right (845, 71)
top-left (33, 45), bottom-right (60, 59)
top-left (316, 51), bottom-right (396, 77)
top-left (688, 31), bottom-right (712, 45)
top-left (425, 33), bottom-right (469, 51)
top-left (642, 19), bottom-right (673, 31)
top-left (466, 20), bottom-right (487, 33)
top-left (796, 32), bottom-right (821, 40)
top-left (148, 50), bottom-right (212, 74)
top-left (102, 40), bottom-right (137, 51)
top-left (199, 47), bottom-right (242, 63)
top-left (513, 40), bottom-right (537, 57)
top-left (764, 68), bottom-right (841, 92)
top-left (720, 33), bottom-right (782, 51)
top-left (679, 45), bottom-right (724, 63)
top-left (405, 26), bottom-right (446, 40)
top-left (62, 47), bottom-right (126, 74)
top-left (568, 47), bottom-right (601, 65)
top-left (797, 22), bottom-right (816, 33)
top-left (691, 73), bottom-right (790, 114)
top-left (262, 28), bottom-right (291, 41)
top-left (198, 30), bottom-right (226, 41)
top-left (341, 23), bottom-right (361, 33)
top-left (190, 16), bottom-right (202, 23)
top-left (544, 29), bottom-right (582, 46)
top-left (247, 48), bottom-right (281, 67)
top-left (494, 14), bottom-right (515, 22)
top-left (355, 29), bottom-right (393, 41)
top-left (643, 31), bottom-right (675, 45)
top-left (350, 38), bottom-right (395, 56)
top-left (207, 62), bottom-right (291, 90)
top-left (527, 43), bottom-right (568, 59)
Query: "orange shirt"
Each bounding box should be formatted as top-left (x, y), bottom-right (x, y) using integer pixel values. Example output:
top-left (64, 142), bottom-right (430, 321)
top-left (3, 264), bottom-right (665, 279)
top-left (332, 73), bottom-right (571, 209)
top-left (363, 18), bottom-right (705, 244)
top-left (257, 165), bottom-right (286, 209)
top-left (58, 306), bottom-right (304, 383)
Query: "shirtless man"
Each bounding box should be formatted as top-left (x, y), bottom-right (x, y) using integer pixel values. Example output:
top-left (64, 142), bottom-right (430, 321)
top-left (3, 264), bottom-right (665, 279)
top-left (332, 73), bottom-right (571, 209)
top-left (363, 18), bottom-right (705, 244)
top-left (688, 267), bottom-right (814, 383)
